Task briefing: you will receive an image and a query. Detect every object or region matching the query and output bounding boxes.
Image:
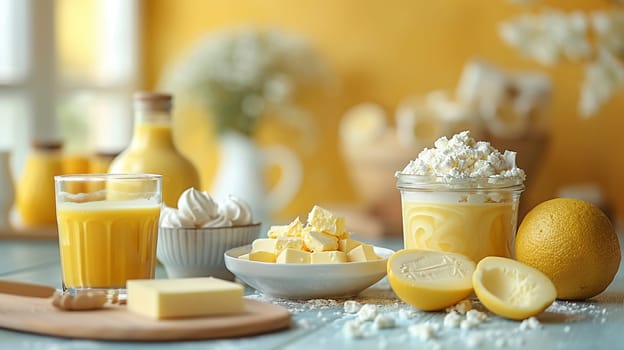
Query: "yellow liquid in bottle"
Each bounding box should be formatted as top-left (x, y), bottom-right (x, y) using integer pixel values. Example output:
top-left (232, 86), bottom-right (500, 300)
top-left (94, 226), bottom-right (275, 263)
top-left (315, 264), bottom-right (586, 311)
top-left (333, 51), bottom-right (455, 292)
top-left (108, 122), bottom-right (200, 207)
top-left (402, 201), bottom-right (514, 262)
top-left (57, 200), bottom-right (160, 288)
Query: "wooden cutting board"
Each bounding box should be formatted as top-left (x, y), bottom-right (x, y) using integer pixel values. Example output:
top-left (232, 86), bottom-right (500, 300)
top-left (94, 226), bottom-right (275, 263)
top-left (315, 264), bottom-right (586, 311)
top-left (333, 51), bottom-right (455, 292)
top-left (0, 285), bottom-right (291, 341)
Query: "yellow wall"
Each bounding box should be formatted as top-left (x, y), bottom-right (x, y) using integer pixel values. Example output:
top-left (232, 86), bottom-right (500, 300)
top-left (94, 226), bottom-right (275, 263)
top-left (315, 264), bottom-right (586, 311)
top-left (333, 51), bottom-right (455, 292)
top-left (143, 0), bottom-right (624, 223)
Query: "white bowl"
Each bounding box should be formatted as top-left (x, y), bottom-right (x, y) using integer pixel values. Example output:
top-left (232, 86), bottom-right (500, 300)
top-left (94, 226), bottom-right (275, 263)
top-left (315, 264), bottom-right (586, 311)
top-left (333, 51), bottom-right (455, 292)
top-left (224, 245), bottom-right (394, 299)
top-left (157, 223), bottom-right (260, 280)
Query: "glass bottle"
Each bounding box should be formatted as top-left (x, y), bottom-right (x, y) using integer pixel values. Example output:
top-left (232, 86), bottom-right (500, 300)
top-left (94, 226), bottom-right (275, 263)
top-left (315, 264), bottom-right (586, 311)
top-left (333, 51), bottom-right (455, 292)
top-left (108, 92), bottom-right (201, 208)
top-left (16, 141), bottom-right (64, 226)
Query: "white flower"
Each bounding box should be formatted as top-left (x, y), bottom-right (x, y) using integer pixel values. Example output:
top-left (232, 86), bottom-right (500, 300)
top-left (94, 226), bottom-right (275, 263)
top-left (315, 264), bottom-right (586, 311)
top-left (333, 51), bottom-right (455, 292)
top-left (499, 8), bottom-right (591, 65)
top-left (160, 27), bottom-right (329, 137)
top-left (579, 47), bottom-right (624, 117)
top-left (591, 10), bottom-right (624, 58)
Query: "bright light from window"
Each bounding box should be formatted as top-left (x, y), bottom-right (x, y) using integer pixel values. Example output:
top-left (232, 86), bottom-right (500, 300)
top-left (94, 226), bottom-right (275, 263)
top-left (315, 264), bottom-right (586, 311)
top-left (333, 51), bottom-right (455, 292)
top-left (0, 0), bottom-right (29, 84)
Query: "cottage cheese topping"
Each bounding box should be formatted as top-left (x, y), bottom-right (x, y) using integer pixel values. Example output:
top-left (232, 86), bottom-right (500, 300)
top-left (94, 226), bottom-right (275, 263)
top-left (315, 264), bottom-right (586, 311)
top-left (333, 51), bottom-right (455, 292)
top-left (399, 130), bottom-right (526, 180)
top-left (160, 188), bottom-right (253, 228)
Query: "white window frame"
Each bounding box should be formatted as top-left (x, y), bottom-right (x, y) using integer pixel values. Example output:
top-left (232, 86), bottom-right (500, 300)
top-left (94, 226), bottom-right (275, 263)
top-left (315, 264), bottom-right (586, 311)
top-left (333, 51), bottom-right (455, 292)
top-left (0, 0), bottom-right (141, 178)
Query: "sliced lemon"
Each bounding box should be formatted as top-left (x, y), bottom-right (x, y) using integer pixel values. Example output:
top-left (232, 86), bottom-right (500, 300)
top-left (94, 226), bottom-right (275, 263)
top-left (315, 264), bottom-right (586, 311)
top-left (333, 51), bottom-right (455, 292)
top-left (387, 249), bottom-right (475, 311)
top-left (473, 256), bottom-right (556, 320)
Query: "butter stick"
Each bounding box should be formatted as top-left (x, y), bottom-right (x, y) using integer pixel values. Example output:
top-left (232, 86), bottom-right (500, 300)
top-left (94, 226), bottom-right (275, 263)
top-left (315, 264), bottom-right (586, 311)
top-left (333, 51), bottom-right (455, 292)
top-left (127, 277), bottom-right (244, 319)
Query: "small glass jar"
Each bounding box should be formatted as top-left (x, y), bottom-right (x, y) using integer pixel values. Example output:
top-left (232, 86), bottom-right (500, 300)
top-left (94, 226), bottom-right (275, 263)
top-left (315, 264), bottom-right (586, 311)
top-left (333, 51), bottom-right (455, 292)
top-left (396, 173), bottom-right (524, 262)
top-left (16, 141), bottom-right (64, 226)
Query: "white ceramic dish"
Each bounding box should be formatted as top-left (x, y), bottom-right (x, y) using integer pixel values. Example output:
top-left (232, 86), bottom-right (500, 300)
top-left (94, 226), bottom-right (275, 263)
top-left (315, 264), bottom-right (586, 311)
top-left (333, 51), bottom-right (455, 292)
top-left (158, 223), bottom-right (261, 281)
top-left (224, 245), bottom-right (394, 299)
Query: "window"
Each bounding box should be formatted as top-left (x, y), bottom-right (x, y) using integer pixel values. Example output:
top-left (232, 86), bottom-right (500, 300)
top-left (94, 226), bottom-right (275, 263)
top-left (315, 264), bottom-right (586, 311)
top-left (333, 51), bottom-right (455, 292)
top-left (0, 0), bottom-right (140, 179)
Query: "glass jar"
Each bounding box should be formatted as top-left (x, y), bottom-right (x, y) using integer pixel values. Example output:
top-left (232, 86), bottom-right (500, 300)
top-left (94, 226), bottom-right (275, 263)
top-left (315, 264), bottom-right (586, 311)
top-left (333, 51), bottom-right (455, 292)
top-left (396, 173), bottom-right (524, 262)
top-left (16, 141), bottom-right (64, 226)
top-left (108, 92), bottom-right (201, 207)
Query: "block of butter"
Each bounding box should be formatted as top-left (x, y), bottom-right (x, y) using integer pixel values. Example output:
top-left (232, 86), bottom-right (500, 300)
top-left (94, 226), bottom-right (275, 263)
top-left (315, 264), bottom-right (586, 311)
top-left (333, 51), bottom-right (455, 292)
top-left (127, 277), bottom-right (244, 319)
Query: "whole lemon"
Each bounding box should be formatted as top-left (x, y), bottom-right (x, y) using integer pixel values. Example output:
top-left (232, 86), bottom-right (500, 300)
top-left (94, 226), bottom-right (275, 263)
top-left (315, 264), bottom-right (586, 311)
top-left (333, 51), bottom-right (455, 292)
top-left (515, 198), bottom-right (621, 300)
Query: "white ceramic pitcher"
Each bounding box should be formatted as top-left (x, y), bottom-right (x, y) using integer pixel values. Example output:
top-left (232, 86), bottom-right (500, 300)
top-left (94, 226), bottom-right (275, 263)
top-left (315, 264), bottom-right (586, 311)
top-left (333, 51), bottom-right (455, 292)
top-left (210, 132), bottom-right (302, 226)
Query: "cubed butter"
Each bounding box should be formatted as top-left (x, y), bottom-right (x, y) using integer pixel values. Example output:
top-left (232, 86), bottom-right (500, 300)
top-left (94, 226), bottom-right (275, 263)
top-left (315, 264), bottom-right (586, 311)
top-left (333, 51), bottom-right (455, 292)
top-left (347, 244), bottom-right (381, 262)
top-left (304, 230), bottom-right (339, 252)
top-left (275, 237), bottom-right (305, 255)
top-left (127, 277), bottom-right (244, 319)
top-left (249, 250), bottom-right (276, 263)
top-left (267, 217), bottom-right (304, 238)
top-left (251, 238), bottom-right (277, 253)
top-left (339, 238), bottom-right (363, 253)
top-left (307, 205), bottom-right (345, 236)
top-left (311, 251), bottom-right (347, 264)
top-left (277, 248), bottom-right (311, 264)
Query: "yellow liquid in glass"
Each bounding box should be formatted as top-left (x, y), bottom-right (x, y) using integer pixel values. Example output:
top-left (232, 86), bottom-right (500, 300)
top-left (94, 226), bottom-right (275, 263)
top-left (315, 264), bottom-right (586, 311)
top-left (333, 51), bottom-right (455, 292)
top-left (402, 201), bottom-right (514, 262)
top-left (57, 200), bottom-right (160, 289)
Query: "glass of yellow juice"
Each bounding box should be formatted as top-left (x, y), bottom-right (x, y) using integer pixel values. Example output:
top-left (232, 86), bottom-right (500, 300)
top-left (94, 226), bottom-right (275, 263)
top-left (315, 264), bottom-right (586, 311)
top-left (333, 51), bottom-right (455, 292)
top-left (396, 174), bottom-right (524, 262)
top-left (54, 174), bottom-right (162, 299)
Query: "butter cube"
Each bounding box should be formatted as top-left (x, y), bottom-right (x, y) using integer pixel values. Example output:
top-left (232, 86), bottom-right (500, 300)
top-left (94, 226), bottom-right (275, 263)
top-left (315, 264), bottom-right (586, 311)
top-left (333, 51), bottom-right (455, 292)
top-left (252, 238), bottom-right (277, 253)
top-left (304, 230), bottom-right (339, 252)
top-left (267, 217), bottom-right (304, 238)
top-left (277, 248), bottom-right (311, 264)
top-left (249, 250), bottom-right (276, 263)
top-left (339, 238), bottom-right (363, 253)
top-left (311, 251), bottom-right (348, 264)
top-left (307, 205), bottom-right (345, 236)
top-left (347, 244), bottom-right (381, 262)
top-left (127, 277), bottom-right (244, 319)
top-left (275, 237), bottom-right (305, 255)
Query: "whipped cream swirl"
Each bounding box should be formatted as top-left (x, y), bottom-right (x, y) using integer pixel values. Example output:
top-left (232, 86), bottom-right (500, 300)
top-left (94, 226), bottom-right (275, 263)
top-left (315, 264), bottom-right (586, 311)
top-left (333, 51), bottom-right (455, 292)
top-left (160, 188), bottom-right (254, 228)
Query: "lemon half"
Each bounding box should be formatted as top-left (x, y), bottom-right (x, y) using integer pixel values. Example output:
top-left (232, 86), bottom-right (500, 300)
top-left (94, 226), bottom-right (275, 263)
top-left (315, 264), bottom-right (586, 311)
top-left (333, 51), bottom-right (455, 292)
top-left (387, 249), bottom-right (475, 311)
top-left (473, 256), bottom-right (556, 320)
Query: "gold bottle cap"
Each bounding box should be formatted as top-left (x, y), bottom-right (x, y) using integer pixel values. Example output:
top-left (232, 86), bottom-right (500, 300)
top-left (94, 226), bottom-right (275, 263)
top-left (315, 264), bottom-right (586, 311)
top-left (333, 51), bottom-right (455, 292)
top-left (133, 91), bottom-right (173, 111)
top-left (31, 140), bottom-right (63, 151)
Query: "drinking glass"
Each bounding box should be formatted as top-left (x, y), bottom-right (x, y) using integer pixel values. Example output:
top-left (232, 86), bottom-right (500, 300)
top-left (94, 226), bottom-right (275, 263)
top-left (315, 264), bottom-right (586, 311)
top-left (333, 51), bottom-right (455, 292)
top-left (54, 174), bottom-right (162, 300)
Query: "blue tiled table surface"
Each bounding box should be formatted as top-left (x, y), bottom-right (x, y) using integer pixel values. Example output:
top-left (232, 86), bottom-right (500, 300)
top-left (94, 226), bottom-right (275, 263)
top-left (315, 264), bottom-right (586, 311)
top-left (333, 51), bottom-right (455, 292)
top-left (0, 235), bottom-right (623, 350)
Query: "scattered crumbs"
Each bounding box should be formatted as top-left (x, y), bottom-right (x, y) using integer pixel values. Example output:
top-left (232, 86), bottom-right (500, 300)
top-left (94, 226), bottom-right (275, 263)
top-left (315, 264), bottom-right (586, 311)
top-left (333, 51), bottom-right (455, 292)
top-left (333, 311), bottom-right (342, 316)
top-left (460, 318), bottom-right (481, 330)
top-left (443, 310), bottom-right (462, 328)
top-left (446, 299), bottom-right (473, 314)
top-left (297, 318), bottom-right (311, 328)
top-left (373, 314), bottom-right (396, 329)
top-left (357, 304), bottom-right (378, 322)
top-left (408, 322), bottom-right (440, 341)
top-left (307, 299), bottom-right (340, 309)
top-left (398, 307), bottom-right (419, 320)
top-left (316, 311), bottom-right (323, 318)
top-left (460, 309), bottom-right (487, 330)
top-left (601, 318), bottom-right (607, 323)
top-left (519, 317), bottom-right (541, 331)
top-left (343, 319), bottom-right (364, 339)
top-left (466, 309), bottom-right (487, 322)
top-left (465, 333), bottom-right (483, 348)
top-left (564, 325), bottom-right (571, 333)
top-left (344, 300), bottom-right (362, 314)
top-left (494, 338), bottom-right (506, 348)
top-left (377, 336), bottom-right (389, 349)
